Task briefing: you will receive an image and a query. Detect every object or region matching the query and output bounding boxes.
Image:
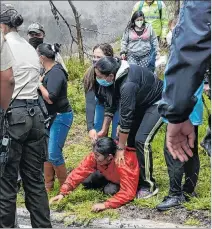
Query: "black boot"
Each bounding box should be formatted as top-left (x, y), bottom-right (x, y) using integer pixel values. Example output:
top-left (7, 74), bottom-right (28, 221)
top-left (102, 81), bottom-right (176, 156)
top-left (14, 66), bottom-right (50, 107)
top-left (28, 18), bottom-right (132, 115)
top-left (156, 195), bottom-right (186, 211)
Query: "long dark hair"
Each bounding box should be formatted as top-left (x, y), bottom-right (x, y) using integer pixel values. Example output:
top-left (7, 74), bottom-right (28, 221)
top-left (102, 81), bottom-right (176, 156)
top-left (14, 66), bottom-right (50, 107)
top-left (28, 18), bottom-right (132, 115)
top-left (125, 11), bottom-right (146, 31)
top-left (84, 43), bottom-right (114, 93)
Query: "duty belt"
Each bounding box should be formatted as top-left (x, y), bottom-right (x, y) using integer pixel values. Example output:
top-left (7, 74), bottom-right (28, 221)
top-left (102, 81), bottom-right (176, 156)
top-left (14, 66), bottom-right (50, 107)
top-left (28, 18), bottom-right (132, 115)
top-left (8, 99), bottom-right (39, 117)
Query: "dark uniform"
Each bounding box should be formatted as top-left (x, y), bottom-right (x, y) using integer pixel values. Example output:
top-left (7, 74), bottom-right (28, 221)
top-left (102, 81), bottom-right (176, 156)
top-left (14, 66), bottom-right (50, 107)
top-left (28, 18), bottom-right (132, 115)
top-left (0, 4), bottom-right (51, 228)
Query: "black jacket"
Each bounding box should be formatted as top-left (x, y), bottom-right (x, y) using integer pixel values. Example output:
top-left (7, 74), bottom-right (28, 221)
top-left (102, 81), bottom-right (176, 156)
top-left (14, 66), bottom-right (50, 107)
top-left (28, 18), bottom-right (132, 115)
top-left (115, 60), bottom-right (163, 134)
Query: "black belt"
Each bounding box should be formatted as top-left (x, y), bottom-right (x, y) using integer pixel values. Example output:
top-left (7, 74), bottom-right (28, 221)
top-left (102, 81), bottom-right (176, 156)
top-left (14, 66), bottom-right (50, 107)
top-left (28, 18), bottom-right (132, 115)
top-left (10, 99), bottom-right (39, 108)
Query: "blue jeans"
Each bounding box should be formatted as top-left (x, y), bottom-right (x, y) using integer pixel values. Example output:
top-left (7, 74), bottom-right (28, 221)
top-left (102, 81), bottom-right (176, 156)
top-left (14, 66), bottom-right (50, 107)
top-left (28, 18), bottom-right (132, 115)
top-left (94, 103), bottom-right (119, 139)
top-left (48, 111), bottom-right (73, 166)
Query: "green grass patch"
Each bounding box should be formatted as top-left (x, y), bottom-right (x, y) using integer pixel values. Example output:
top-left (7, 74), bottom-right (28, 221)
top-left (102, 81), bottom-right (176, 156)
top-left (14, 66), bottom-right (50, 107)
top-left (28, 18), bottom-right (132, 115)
top-left (184, 217), bottom-right (201, 226)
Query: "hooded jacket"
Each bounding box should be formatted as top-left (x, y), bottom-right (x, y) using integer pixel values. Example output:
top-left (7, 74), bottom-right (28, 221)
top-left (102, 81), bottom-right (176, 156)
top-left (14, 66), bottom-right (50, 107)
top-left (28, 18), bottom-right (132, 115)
top-left (42, 63), bottom-right (72, 115)
top-left (114, 60), bottom-right (163, 134)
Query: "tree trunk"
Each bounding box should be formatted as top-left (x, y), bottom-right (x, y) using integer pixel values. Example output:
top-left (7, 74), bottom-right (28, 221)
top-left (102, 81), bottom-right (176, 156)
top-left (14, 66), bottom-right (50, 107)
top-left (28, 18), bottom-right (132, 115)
top-left (68, 0), bottom-right (84, 65)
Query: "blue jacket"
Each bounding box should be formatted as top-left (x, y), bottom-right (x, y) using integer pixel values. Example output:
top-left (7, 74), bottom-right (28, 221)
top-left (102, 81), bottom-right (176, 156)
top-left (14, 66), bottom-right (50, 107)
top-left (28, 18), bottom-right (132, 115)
top-left (158, 1), bottom-right (211, 124)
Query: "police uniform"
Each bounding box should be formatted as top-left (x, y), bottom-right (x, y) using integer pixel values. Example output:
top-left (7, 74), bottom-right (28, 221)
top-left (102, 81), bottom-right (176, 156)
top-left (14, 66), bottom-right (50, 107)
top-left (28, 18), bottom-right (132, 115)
top-left (0, 4), bottom-right (51, 228)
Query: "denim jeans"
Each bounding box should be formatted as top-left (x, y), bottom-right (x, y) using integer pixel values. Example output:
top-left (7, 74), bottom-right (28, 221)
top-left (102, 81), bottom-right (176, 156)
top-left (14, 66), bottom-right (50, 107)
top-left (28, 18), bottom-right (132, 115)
top-left (48, 111), bottom-right (73, 166)
top-left (94, 103), bottom-right (119, 139)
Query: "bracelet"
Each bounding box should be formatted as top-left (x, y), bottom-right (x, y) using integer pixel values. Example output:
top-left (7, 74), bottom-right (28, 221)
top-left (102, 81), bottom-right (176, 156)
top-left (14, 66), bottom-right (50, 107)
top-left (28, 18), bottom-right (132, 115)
top-left (38, 82), bottom-right (43, 87)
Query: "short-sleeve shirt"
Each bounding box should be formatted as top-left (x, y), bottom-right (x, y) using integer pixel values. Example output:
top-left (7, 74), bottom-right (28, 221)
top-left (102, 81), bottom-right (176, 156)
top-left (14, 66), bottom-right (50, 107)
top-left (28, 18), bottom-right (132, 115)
top-left (0, 31), bottom-right (14, 71)
top-left (5, 32), bottom-right (40, 100)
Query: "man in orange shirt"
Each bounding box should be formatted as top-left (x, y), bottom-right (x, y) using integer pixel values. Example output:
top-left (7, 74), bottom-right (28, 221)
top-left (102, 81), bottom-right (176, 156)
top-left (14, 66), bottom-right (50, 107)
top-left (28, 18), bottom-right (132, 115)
top-left (50, 137), bottom-right (139, 212)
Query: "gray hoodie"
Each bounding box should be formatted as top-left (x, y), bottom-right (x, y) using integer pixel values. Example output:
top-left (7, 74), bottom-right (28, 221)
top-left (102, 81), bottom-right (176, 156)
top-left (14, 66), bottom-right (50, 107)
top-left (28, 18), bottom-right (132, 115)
top-left (121, 23), bottom-right (159, 57)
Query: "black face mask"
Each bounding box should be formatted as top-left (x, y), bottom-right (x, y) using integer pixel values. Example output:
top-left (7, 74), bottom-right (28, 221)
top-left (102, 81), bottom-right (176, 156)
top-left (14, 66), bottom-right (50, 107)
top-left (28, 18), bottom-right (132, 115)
top-left (29, 37), bottom-right (44, 49)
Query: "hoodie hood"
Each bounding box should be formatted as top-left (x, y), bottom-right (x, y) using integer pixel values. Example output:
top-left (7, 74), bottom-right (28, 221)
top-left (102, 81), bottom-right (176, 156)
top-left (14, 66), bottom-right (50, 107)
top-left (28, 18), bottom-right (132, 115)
top-left (115, 60), bottom-right (129, 81)
top-left (54, 63), bottom-right (69, 80)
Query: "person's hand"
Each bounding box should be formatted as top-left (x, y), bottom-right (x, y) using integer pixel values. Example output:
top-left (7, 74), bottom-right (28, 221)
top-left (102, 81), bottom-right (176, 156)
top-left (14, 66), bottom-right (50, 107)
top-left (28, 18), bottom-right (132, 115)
top-left (166, 120), bottom-right (195, 162)
top-left (115, 149), bottom-right (125, 166)
top-left (91, 203), bottom-right (106, 212)
top-left (121, 54), bottom-right (126, 60)
top-left (89, 129), bottom-right (98, 143)
top-left (160, 38), bottom-right (167, 47)
top-left (204, 83), bottom-right (209, 95)
top-left (97, 130), bottom-right (107, 138)
top-left (49, 194), bottom-right (64, 205)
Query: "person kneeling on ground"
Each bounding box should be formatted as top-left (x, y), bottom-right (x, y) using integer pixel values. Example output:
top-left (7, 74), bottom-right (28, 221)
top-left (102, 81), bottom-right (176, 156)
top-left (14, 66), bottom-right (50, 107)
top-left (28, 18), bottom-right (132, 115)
top-left (50, 137), bottom-right (139, 212)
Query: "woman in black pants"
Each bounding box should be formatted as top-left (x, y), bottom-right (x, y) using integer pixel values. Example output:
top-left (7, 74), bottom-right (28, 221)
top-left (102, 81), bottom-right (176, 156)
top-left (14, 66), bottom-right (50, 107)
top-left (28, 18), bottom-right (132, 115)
top-left (94, 56), bottom-right (164, 199)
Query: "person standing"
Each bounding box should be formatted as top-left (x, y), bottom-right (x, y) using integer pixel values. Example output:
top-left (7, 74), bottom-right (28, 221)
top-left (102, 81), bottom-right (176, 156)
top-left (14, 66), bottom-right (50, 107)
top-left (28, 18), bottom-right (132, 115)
top-left (0, 4), bottom-right (51, 228)
top-left (37, 43), bottom-right (73, 192)
top-left (120, 10), bottom-right (159, 71)
top-left (157, 81), bottom-right (204, 210)
top-left (132, 0), bottom-right (168, 43)
top-left (158, 1), bottom-right (211, 162)
top-left (27, 22), bottom-right (67, 72)
top-left (0, 29), bottom-right (14, 111)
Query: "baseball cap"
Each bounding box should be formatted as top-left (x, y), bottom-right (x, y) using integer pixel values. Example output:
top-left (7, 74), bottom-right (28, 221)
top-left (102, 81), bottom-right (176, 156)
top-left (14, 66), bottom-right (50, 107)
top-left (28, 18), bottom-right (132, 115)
top-left (27, 22), bottom-right (45, 35)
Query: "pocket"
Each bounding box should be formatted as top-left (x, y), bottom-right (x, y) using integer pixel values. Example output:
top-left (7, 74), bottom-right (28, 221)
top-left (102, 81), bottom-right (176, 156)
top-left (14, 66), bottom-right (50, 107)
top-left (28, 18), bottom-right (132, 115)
top-left (8, 113), bottom-right (26, 126)
top-left (7, 112), bottom-right (27, 140)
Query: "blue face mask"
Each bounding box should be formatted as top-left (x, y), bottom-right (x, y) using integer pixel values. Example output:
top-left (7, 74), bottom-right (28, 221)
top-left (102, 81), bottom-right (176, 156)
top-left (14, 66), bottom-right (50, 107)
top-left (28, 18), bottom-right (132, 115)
top-left (96, 78), bottom-right (113, 87)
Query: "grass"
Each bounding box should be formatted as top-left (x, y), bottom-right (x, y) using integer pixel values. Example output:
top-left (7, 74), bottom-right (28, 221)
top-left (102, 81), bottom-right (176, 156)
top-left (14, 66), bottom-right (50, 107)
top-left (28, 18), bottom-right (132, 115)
top-left (17, 58), bottom-right (211, 225)
top-left (184, 217), bottom-right (201, 226)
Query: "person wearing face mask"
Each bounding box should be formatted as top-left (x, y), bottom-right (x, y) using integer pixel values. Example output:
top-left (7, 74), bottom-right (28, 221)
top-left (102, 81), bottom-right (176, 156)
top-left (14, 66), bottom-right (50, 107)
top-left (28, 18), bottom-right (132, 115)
top-left (94, 56), bottom-right (164, 199)
top-left (120, 11), bottom-right (159, 71)
top-left (37, 43), bottom-right (73, 193)
top-left (49, 137), bottom-right (139, 212)
top-left (27, 22), bottom-right (67, 72)
top-left (132, 0), bottom-right (168, 44)
top-left (83, 43), bottom-right (119, 142)
top-left (0, 4), bottom-right (51, 228)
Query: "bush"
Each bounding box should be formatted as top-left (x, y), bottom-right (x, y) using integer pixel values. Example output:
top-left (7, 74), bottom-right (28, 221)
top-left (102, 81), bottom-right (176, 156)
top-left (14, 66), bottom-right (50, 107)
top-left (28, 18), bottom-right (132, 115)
top-left (66, 58), bottom-right (90, 114)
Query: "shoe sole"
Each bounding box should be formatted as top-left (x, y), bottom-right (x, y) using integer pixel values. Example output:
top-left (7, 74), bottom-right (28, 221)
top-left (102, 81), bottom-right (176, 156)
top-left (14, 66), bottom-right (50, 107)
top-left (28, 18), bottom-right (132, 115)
top-left (157, 204), bottom-right (184, 211)
top-left (143, 188), bottom-right (159, 199)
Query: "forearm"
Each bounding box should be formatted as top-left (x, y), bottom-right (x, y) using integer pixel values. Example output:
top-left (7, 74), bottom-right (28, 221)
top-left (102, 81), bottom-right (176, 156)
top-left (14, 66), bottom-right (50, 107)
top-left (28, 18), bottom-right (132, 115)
top-left (101, 116), bottom-right (112, 134)
top-left (118, 132), bottom-right (128, 149)
top-left (39, 85), bottom-right (53, 104)
top-left (0, 68), bottom-right (15, 110)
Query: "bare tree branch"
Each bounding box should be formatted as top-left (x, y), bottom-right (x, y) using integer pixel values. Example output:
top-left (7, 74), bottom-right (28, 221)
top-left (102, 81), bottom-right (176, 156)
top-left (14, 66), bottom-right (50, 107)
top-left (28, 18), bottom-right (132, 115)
top-left (49, 0), bottom-right (78, 44)
top-left (67, 0), bottom-right (84, 64)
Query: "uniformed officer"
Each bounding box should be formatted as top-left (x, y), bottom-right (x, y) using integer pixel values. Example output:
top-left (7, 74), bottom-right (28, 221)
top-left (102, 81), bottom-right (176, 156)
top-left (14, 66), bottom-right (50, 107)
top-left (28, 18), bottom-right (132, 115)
top-left (0, 4), bottom-right (52, 228)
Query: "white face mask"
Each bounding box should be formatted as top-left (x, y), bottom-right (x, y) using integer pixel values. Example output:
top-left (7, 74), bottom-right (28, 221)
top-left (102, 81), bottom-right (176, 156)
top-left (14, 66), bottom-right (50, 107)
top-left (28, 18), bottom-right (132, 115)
top-left (135, 20), bottom-right (143, 28)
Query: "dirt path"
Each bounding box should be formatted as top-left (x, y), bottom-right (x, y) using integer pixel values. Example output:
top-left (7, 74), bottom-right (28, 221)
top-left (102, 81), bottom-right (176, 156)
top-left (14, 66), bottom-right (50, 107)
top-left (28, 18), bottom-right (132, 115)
top-left (17, 207), bottom-right (210, 228)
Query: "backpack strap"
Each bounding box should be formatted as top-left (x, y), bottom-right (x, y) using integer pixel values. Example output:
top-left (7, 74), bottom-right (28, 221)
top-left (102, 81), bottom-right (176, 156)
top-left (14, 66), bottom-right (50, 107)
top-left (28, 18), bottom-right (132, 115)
top-left (138, 0), bottom-right (144, 11)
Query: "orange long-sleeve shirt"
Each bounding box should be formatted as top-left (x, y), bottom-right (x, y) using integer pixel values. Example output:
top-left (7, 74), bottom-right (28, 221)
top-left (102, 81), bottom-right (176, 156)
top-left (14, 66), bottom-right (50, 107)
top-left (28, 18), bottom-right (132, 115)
top-left (60, 147), bottom-right (139, 209)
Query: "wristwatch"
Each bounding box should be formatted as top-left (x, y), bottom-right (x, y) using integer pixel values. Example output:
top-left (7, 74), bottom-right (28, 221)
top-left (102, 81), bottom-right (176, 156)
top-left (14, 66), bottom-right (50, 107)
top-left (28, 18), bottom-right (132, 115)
top-left (117, 145), bottom-right (124, 151)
